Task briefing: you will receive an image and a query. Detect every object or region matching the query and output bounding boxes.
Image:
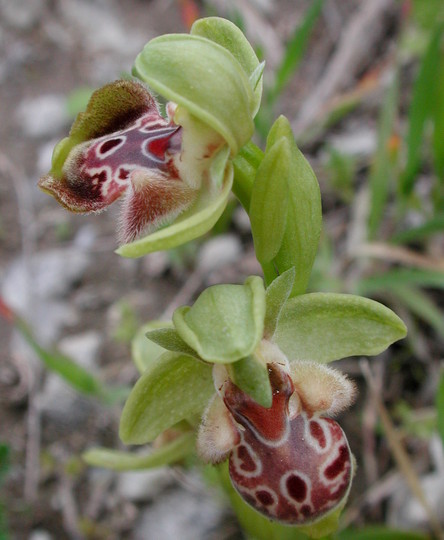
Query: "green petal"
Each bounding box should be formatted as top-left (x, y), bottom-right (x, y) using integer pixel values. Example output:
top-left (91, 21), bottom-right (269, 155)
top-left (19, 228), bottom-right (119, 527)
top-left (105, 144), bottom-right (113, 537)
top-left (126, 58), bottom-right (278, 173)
top-left (146, 327), bottom-right (199, 359)
top-left (274, 293), bottom-right (407, 363)
top-left (116, 148), bottom-right (232, 257)
top-left (83, 431), bottom-right (195, 471)
top-left (228, 355), bottom-right (272, 408)
top-left (173, 276), bottom-right (266, 363)
top-left (263, 267), bottom-right (296, 339)
top-left (119, 352), bottom-right (213, 444)
top-left (133, 34), bottom-right (254, 154)
top-left (190, 17), bottom-right (263, 116)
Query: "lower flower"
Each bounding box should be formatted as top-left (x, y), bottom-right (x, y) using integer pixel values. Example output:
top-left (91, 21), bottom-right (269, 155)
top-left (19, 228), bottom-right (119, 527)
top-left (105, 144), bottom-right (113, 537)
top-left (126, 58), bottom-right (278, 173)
top-left (198, 350), bottom-right (355, 525)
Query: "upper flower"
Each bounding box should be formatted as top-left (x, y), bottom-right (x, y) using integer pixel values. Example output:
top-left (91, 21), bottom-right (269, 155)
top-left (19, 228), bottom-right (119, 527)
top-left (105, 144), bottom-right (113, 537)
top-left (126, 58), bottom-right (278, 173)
top-left (38, 17), bottom-right (264, 257)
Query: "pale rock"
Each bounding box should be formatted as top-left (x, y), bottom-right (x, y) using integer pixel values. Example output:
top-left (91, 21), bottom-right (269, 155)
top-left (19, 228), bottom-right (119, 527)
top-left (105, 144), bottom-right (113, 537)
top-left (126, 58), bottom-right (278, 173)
top-left (16, 95), bottom-right (69, 138)
top-left (117, 467), bottom-right (174, 502)
top-left (197, 234), bottom-right (242, 274)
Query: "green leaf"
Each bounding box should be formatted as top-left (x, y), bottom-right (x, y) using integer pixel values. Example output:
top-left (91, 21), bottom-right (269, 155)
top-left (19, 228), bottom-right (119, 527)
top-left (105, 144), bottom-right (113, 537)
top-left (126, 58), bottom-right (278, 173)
top-left (132, 321), bottom-right (172, 374)
top-left (274, 293), bottom-right (407, 363)
top-left (190, 17), bottom-right (263, 116)
top-left (173, 276), bottom-right (266, 363)
top-left (83, 431), bottom-right (195, 471)
top-left (250, 138), bottom-right (289, 262)
top-left (263, 116), bottom-right (321, 295)
top-left (146, 327), bottom-right (199, 358)
top-left (264, 267), bottom-right (295, 338)
top-left (401, 25), bottom-right (444, 195)
top-left (337, 527), bottom-right (430, 540)
top-left (228, 355), bottom-right (272, 408)
top-left (437, 369), bottom-right (444, 446)
top-left (368, 72), bottom-right (399, 239)
top-left (120, 352), bottom-right (213, 444)
top-left (133, 34), bottom-right (254, 154)
top-left (117, 156), bottom-right (233, 258)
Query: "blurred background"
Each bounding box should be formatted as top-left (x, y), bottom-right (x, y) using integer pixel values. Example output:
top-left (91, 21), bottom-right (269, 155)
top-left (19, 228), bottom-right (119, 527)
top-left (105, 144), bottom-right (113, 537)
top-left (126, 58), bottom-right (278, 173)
top-left (1, 0), bottom-right (444, 538)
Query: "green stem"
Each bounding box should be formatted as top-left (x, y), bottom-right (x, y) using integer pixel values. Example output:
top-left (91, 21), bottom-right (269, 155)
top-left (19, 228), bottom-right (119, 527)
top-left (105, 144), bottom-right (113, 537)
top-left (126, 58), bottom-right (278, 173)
top-left (232, 141), bottom-right (263, 212)
top-left (232, 142), bottom-right (279, 285)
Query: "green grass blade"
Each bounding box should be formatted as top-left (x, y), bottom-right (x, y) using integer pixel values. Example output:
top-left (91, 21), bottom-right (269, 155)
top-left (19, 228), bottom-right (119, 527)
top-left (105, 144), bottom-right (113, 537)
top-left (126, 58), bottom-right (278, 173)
top-left (356, 268), bottom-right (444, 296)
top-left (268, 0), bottom-right (324, 106)
top-left (368, 72), bottom-right (399, 239)
top-left (391, 215), bottom-right (444, 243)
top-left (389, 285), bottom-right (444, 338)
top-left (432, 53), bottom-right (444, 183)
top-left (401, 25), bottom-right (444, 195)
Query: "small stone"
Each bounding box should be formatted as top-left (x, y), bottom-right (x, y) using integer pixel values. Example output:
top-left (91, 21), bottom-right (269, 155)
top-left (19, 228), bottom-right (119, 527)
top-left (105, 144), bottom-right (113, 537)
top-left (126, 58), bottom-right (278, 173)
top-left (28, 530), bottom-right (53, 540)
top-left (0, 0), bottom-right (45, 30)
top-left (117, 467), bottom-right (174, 502)
top-left (16, 95), bottom-right (69, 138)
top-left (134, 480), bottom-right (225, 540)
top-left (197, 234), bottom-right (242, 274)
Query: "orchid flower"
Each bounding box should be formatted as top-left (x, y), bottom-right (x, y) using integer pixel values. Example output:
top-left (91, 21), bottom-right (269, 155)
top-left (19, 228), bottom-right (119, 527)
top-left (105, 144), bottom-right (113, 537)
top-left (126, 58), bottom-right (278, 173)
top-left (39, 18), bottom-right (264, 257)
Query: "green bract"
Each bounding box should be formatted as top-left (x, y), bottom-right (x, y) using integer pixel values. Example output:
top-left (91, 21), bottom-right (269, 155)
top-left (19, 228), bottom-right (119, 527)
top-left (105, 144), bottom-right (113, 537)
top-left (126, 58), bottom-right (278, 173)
top-left (250, 116), bottom-right (322, 294)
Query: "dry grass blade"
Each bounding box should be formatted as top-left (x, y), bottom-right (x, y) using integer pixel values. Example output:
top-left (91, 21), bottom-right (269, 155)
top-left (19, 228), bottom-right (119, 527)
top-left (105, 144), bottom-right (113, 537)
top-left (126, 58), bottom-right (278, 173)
top-left (360, 359), bottom-right (444, 540)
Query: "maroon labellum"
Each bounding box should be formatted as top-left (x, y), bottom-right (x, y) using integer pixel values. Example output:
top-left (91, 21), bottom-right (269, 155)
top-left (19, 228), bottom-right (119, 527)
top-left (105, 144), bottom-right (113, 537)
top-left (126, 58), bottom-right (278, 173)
top-left (221, 363), bottom-right (353, 525)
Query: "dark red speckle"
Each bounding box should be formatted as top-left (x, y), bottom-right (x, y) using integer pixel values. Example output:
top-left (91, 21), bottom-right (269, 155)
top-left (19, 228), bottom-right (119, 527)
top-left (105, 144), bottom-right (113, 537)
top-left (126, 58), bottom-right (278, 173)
top-left (310, 420), bottom-right (326, 448)
top-left (100, 138), bottom-right (122, 154)
top-left (237, 445), bottom-right (257, 472)
top-left (256, 490), bottom-right (274, 506)
top-left (301, 505), bottom-right (311, 517)
top-left (325, 445), bottom-right (348, 479)
top-left (286, 474), bottom-right (307, 502)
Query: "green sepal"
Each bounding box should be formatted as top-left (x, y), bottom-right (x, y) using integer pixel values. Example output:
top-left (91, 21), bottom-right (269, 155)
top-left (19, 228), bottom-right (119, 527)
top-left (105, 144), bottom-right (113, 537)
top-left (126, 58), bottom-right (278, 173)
top-left (250, 137), bottom-right (289, 263)
top-left (83, 431), bottom-right (195, 471)
top-left (263, 267), bottom-right (296, 339)
top-left (274, 293), bottom-right (407, 363)
top-left (190, 17), bottom-right (263, 117)
top-left (146, 327), bottom-right (199, 359)
top-left (228, 354), bottom-right (272, 408)
top-left (117, 149), bottom-right (232, 257)
top-left (173, 276), bottom-right (266, 363)
top-left (252, 116), bottom-right (321, 294)
top-left (119, 352), bottom-right (213, 444)
top-left (133, 33), bottom-right (254, 154)
top-left (132, 320), bottom-right (172, 374)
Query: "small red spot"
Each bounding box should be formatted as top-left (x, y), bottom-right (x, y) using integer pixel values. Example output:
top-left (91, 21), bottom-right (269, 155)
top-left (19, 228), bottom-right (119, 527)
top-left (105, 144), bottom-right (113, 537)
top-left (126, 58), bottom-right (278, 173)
top-left (119, 168), bottom-right (129, 180)
top-left (237, 445), bottom-right (257, 472)
top-left (310, 420), bottom-right (326, 448)
top-left (256, 489), bottom-right (274, 506)
top-left (325, 445), bottom-right (348, 479)
top-left (286, 474), bottom-right (307, 502)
